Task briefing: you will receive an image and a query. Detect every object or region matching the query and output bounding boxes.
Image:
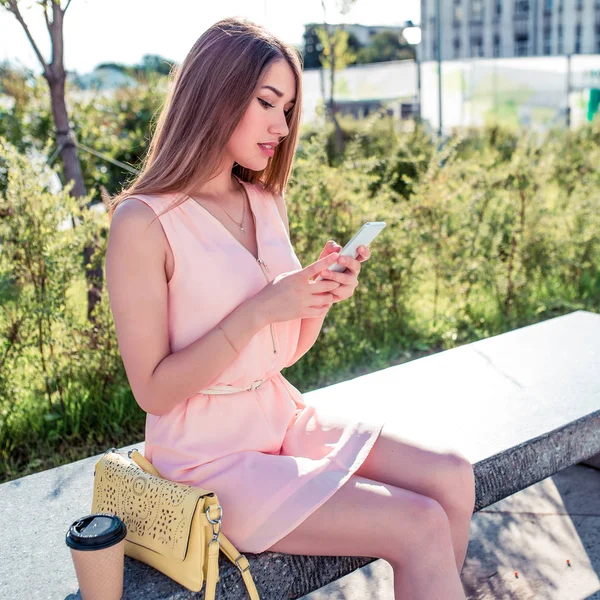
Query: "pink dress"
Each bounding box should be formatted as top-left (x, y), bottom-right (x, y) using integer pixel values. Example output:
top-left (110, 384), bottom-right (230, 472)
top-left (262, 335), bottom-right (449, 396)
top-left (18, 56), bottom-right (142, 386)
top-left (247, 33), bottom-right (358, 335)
top-left (132, 176), bottom-right (385, 554)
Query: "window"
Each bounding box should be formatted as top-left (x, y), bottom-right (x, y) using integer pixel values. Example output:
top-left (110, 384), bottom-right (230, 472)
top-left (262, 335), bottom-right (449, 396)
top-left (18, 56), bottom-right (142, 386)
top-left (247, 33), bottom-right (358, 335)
top-left (575, 24), bottom-right (582, 53)
top-left (471, 36), bottom-right (484, 57)
top-left (515, 0), bottom-right (530, 13)
top-left (494, 34), bottom-right (501, 57)
top-left (454, 37), bottom-right (461, 58)
top-left (544, 0), bottom-right (553, 11)
top-left (558, 24), bottom-right (564, 53)
top-left (515, 33), bottom-right (529, 55)
top-left (472, 0), bottom-right (483, 20)
top-left (496, 0), bottom-right (502, 16)
top-left (543, 27), bottom-right (552, 54)
top-left (454, 6), bottom-right (463, 23)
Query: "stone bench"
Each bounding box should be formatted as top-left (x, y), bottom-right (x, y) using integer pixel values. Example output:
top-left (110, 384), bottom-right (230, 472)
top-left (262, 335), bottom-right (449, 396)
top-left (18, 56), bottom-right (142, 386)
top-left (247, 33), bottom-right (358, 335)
top-left (1, 309), bottom-right (599, 599)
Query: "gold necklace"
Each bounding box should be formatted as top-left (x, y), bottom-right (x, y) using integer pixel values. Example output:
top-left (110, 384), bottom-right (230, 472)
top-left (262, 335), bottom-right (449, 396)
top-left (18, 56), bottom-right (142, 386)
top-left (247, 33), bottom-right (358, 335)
top-left (213, 182), bottom-right (247, 232)
top-left (192, 180), bottom-right (248, 233)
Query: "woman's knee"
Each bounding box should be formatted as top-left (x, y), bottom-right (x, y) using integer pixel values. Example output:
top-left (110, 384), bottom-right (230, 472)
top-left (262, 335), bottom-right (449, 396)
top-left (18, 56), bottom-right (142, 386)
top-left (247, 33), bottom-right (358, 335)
top-left (378, 493), bottom-right (454, 564)
top-left (437, 450), bottom-right (476, 514)
top-left (265, 475), bottom-right (449, 561)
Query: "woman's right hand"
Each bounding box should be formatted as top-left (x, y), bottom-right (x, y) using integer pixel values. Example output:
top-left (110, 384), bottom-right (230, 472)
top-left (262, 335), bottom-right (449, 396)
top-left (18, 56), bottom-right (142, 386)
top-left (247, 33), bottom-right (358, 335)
top-left (254, 253), bottom-right (342, 323)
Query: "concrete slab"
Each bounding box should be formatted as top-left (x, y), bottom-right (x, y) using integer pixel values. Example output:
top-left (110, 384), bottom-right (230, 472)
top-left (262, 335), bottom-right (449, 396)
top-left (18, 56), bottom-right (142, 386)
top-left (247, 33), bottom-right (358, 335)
top-left (301, 463), bottom-right (600, 599)
top-left (305, 310), bottom-right (600, 511)
top-left (306, 310), bottom-right (600, 467)
top-left (1, 310), bottom-right (598, 599)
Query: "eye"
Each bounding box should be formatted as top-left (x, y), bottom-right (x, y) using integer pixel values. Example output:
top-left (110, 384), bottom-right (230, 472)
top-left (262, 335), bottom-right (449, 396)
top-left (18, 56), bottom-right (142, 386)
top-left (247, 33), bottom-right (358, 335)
top-left (258, 97), bottom-right (293, 115)
top-left (258, 98), bottom-right (274, 110)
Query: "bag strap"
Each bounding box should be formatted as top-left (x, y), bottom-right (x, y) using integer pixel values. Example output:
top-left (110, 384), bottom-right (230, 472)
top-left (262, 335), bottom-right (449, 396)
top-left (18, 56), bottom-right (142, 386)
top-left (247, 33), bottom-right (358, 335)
top-left (203, 529), bottom-right (260, 600)
top-left (203, 497), bottom-right (260, 600)
top-left (220, 531), bottom-right (260, 600)
top-left (129, 449), bottom-right (162, 477)
top-left (130, 450), bottom-right (260, 599)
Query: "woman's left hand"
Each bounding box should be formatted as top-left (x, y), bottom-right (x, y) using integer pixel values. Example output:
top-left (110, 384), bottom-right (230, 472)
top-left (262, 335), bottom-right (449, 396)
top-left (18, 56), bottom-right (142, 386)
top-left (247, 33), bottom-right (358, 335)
top-left (316, 240), bottom-right (371, 303)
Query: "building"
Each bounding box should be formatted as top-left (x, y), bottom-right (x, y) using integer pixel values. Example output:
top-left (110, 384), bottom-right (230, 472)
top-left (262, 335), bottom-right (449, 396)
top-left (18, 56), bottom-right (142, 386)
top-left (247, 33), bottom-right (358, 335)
top-left (420, 0), bottom-right (600, 61)
top-left (301, 59), bottom-right (417, 123)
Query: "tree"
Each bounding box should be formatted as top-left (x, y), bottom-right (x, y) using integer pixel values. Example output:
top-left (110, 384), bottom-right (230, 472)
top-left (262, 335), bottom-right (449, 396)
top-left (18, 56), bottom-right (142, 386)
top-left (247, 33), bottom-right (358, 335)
top-left (355, 30), bottom-right (415, 64)
top-left (318, 0), bottom-right (358, 158)
top-left (1, 0), bottom-right (103, 322)
top-left (137, 54), bottom-right (176, 76)
top-left (302, 24), bottom-right (324, 70)
top-left (302, 23), bottom-right (362, 70)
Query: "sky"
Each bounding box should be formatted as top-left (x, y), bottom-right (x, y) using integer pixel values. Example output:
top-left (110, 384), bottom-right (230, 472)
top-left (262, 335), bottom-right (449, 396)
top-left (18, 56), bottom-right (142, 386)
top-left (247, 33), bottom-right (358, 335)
top-left (0, 0), bottom-right (420, 75)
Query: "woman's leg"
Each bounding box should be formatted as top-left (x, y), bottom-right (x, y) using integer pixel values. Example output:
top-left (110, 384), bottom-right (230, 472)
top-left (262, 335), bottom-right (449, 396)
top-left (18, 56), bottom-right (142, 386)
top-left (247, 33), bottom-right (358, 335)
top-left (266, 474), bottom-right (466, 600)
top-left (354, 423), bottom-right (476, 573)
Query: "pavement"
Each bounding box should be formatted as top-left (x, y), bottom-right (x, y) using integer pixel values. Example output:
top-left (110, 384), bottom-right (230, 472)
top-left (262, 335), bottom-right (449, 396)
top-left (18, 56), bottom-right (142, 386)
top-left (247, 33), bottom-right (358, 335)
top-left (300, 463), bottom-right (600, 600)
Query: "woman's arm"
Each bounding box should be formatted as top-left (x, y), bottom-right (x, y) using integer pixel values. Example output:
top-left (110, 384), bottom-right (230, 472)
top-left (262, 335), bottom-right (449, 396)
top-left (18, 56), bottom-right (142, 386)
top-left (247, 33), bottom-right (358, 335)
top-left (106, 199), bottom-right (267, 417)
top-left (285, 313), bottom-right (328, 368)
top-left (272, 192), bottom-right (330, 368)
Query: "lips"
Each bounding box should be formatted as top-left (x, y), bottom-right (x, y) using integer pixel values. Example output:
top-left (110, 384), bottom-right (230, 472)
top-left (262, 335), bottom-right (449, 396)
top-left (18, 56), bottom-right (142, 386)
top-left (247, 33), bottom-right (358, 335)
top-left (258, 143), bottom-right (275, 157)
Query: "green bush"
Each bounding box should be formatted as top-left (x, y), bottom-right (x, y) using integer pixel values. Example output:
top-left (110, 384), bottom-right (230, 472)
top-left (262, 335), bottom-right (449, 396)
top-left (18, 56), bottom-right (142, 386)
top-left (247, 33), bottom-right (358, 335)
top-left (1, 110), bottom-right (598, 483)
top-left (0, 139), bottom-right (144, 480)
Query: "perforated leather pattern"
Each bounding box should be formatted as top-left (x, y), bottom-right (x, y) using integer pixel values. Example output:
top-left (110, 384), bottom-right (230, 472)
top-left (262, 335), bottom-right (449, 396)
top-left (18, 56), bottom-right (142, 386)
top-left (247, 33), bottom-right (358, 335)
top-left (92, 452), bottom-right (206, 562)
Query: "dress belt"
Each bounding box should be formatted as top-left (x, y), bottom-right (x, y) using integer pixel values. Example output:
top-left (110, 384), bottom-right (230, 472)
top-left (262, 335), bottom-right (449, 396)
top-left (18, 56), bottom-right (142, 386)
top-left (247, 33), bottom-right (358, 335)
top-left (198, 378), bottom-right (266, 395)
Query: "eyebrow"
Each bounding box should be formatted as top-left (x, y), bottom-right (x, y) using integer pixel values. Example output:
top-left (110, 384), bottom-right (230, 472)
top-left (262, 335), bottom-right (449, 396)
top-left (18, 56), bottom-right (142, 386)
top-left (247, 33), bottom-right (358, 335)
top-left (261, 85), bottom-right (296, 105)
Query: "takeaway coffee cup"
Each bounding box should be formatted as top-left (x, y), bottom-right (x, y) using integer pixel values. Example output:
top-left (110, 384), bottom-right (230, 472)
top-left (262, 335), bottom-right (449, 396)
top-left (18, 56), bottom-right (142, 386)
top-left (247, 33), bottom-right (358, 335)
top-left (65, 514), bottom-right (127, 600)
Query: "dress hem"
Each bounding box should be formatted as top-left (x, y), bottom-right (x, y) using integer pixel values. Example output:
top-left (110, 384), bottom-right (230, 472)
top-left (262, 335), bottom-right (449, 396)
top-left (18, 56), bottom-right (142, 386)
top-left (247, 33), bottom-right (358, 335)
top-left (230, 418), bottom-right (387, 555)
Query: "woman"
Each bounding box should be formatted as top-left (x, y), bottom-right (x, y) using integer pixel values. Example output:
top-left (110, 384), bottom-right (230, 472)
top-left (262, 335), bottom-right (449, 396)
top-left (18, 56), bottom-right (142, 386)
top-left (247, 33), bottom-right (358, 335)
top-left (106, 17), bottom-right (475, 599)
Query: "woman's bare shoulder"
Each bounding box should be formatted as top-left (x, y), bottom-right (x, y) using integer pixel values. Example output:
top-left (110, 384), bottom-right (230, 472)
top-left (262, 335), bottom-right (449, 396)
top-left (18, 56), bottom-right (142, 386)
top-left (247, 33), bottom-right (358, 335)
top-left (112, 193), bottom-right (170, 219)
top-left (109, 196), bottom-right (169, 253)
top-left (111, 192), bottom-right (181, 230)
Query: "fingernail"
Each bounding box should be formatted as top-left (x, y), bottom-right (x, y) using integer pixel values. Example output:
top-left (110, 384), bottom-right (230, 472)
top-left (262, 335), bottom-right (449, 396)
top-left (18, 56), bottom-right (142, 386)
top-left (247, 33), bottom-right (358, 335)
top-left (323, 270), bottom-right (330, 276)
top-left (339, 257), bottom-right (346, 265)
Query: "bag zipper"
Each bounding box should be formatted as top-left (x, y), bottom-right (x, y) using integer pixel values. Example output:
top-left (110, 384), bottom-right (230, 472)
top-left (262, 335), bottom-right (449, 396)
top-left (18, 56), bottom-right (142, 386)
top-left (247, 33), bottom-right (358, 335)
top-left (256, 257), bottom-right (277, 354)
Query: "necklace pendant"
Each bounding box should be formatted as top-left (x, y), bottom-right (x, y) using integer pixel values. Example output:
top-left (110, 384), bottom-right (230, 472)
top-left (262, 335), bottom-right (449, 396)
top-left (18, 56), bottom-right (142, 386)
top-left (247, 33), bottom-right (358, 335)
top-left (240, 227), bottom-right (245, 232)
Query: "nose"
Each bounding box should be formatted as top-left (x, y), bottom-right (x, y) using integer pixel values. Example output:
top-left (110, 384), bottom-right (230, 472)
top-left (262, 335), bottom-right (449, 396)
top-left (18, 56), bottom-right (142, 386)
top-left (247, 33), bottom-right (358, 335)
top-left (270, 112), bottom-right (289, 140)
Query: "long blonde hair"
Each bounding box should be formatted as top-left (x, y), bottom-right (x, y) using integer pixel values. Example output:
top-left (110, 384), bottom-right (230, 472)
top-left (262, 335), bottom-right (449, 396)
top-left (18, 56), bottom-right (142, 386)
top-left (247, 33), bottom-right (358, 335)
top-left (109, 17), bottom-right (303, 219)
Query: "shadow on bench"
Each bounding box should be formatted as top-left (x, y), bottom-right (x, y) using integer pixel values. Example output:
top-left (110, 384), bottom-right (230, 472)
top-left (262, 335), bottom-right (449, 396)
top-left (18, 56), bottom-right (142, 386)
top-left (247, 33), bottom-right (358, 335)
top-left (2, 310), bottom-right (599, 599)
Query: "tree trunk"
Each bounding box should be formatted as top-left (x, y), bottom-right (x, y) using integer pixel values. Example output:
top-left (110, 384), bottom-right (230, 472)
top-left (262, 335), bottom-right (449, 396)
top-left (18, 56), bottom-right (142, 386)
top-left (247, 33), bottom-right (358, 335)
top-left (3, 0), bottom-right (104, 322)
top-left (46, 68), bottom-right (103, 323)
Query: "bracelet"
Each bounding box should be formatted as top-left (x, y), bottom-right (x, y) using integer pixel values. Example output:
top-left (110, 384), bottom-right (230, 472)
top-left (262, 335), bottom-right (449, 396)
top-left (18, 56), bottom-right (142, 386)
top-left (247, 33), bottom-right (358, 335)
top-left (218, 323), bottom-right (239, 355)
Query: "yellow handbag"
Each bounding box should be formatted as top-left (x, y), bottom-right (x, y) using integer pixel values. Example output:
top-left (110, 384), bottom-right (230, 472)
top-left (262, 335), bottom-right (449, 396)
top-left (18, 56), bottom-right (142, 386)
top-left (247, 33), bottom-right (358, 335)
top-left (91, 447), bottom-right (260, 599)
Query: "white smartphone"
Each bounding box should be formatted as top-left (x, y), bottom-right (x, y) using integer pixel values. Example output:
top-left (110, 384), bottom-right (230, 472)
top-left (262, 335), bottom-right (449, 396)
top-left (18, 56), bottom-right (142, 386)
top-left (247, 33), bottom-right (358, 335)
top-left (314, 221), bottom-right (386, 282)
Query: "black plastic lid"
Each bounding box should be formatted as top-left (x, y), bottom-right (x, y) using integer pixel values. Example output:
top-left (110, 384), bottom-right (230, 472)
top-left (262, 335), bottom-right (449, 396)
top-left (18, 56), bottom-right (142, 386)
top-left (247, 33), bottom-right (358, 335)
top-left (65, 514), bottom-right (127, 551)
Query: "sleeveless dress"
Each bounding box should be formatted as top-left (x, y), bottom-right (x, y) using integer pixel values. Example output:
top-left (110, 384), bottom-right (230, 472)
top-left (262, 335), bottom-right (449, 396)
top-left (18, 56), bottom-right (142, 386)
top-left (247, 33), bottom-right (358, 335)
top-left (131, 177), bottom-right (385, 554)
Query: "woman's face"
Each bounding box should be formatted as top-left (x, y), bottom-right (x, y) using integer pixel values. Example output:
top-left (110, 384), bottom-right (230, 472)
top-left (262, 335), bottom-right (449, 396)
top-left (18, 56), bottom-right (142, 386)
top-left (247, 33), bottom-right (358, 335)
top-left (226, 59), bottom-right (296, 171)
